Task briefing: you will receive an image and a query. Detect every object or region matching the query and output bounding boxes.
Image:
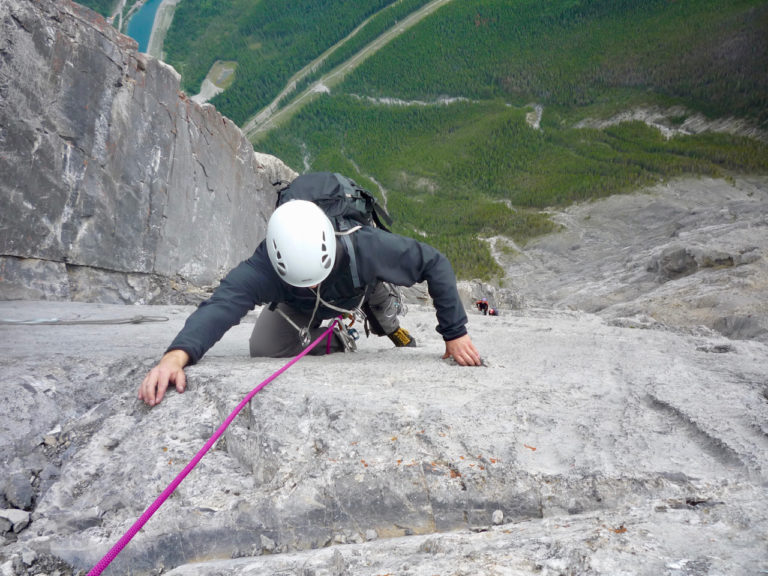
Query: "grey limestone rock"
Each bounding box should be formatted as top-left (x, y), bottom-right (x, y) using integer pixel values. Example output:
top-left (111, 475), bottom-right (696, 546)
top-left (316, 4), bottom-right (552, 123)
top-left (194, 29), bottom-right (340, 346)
top-left (0, 0), bottom-right (296, 304)
top-left (0, 301), bottom-right (766, 575)
top-left (1, 1), bottom-right (768, 575)
top-left (3, 473), bottom-right (33, 512)
top-left (0, 509), bottom-right (30, 535)
top-left (500, 176), bottom-right (768, 344)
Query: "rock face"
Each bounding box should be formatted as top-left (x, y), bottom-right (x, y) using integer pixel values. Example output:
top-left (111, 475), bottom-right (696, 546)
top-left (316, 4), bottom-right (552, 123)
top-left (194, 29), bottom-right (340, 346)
top-left (1, 300), bottom-right (767, 575)
top-left (0, 0), bottom-right (296, 304)
top-left (501, 176), bottom-right (768, 344)
top-left (2, 1), bottom-right (768, 574)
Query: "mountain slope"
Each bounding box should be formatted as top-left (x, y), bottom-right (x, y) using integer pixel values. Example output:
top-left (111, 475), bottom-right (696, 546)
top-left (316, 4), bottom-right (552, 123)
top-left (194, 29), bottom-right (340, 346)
top-left (107, 0), bottom-right (768, 281)
top-left (1, 4), bottom-right (768, 574)
top-left (253, 0), bottom-right (768, 280)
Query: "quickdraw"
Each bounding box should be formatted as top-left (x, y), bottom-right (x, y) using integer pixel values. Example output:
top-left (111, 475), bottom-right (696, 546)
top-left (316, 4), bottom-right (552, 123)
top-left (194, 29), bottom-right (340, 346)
top-left (273, 286), bottom-right (366, 348)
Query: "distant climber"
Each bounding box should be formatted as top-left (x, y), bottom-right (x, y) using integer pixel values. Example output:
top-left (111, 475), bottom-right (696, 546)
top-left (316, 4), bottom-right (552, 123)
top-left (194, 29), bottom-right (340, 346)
top-left (139, 181), bottom-right (483, 407)
top-left (475, 298), bottom-right (489, 315)
top-left (476, 298), bottom-right (500, 316)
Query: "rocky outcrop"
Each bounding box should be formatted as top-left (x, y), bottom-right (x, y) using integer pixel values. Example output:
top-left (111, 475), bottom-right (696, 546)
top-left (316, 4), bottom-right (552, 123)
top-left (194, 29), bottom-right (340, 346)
top-left (502, 176), bottom-right (768, 344)
top-left (1, 300), bottom-right (766, 575)
top-left (0, 0), bottom-right (296, 304)
top-left (457, 279), bottom-right (523, 311)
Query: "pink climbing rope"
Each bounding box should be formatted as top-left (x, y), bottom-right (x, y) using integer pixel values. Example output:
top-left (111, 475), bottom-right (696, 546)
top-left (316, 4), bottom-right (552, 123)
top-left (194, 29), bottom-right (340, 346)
top-left (88, 318), bottom-right (340, 576)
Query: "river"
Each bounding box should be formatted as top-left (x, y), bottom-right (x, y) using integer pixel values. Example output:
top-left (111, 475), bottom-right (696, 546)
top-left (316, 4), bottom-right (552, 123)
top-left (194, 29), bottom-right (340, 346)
top-left (125, 0), bottom-right (164, 53)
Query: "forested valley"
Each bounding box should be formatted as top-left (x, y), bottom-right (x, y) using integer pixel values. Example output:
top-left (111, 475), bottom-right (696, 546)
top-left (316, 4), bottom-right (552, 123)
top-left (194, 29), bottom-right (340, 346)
top-left (82, 0), bottom-right (768, 281)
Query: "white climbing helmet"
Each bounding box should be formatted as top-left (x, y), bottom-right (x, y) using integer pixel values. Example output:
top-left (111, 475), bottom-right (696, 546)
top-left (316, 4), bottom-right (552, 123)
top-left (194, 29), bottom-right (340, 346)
top-left (266, 200), bottom-right (336, 287)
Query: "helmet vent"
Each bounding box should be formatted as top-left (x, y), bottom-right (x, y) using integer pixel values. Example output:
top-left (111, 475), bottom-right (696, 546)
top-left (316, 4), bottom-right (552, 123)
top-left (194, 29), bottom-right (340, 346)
top-left (321, 254), bottom-right (331, 269)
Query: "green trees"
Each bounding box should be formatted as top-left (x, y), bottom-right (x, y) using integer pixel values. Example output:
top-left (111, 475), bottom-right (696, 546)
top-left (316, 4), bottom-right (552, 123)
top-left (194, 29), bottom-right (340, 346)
top-left (163, 0), bottom-right (394, 124)
top-left (260, 94), bottom-right (768, 280)
top-left (342, 0), bottom-right (768, 125)
top-left (160, 0), bottom-right (768, 280)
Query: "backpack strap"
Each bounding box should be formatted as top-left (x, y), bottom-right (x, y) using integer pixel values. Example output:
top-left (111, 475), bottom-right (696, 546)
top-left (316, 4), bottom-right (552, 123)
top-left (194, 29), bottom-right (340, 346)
top-left (336, 227), bottom-right (363, 289)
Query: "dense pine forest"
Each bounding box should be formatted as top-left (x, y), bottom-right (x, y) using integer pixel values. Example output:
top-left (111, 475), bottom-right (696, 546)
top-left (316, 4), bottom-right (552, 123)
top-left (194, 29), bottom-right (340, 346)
top-left (342, 0), bottom-right (767, 121)
top-left (88, 0), bottom-right (768, 281)
top-left (162, 0), bottom-right (402, 125)
top-left (273, 0), bottom-right (436, 110)
top-left (262, 97), bottom-right (768, 279)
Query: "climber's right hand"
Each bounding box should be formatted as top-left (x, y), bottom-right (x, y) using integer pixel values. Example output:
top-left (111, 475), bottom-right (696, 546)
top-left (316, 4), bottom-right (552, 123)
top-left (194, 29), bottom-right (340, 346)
top-left (138, 349), bottom-right (190, 407)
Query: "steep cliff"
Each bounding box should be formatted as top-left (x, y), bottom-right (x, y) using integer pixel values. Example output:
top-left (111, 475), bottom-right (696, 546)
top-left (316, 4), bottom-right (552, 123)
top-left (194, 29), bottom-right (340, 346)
top-left (0, 0), bottom-right (296, 304)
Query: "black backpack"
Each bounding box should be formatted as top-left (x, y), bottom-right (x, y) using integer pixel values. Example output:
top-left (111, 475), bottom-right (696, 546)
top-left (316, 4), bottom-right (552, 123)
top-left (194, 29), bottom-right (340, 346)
top-left (273, 172), bottom-right (393, 289)
top-left (274, 172), bottom-right (392, 233)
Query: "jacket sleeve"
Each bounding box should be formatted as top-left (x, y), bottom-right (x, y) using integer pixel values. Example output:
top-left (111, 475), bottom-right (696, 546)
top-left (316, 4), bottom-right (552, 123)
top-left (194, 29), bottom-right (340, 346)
top-left (355, 228), bottom-right (468, 341)
top-left (166, 243), bottom-right (283, 364)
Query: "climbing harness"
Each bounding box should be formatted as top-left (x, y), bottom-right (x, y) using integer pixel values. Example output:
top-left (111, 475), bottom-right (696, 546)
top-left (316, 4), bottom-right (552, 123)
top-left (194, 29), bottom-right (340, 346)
top-left (336, 225), bottom-right (364, 289)
top-left (272, 283), bottom-right (366, 347)
top-left (87, 318), bottom-right (341, 576)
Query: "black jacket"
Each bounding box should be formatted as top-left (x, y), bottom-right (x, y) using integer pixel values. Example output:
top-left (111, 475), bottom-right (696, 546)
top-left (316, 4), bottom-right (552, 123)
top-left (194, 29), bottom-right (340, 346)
top-left (168, 226), bottom-right (468, 363)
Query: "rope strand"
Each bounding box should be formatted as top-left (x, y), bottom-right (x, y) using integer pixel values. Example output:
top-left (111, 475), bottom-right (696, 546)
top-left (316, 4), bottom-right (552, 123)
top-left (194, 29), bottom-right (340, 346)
top-left (87, 318), bottom-right (340, 576)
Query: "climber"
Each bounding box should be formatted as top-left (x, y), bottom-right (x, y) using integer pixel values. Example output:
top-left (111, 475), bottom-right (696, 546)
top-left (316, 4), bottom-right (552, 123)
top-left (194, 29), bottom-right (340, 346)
top-left (139, 199), bottom-right (482, 406)
top-left (475, 298), bottom-right (489, 315)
